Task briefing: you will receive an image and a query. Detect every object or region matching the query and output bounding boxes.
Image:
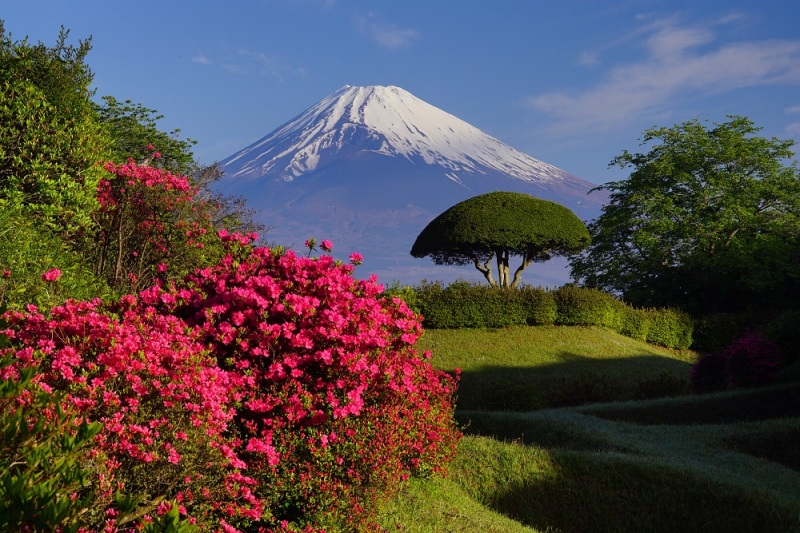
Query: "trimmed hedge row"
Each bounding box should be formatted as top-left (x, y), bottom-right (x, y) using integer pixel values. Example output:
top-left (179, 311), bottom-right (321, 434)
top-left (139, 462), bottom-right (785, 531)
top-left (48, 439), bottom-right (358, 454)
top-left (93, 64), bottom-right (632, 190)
top-left (387, 281), bottom-right (694, 350)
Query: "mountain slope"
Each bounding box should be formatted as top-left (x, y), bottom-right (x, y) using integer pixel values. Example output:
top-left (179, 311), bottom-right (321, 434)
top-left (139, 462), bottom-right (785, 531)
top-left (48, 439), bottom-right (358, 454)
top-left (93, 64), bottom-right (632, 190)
top-left (216, 85), bottom-right (607, 286)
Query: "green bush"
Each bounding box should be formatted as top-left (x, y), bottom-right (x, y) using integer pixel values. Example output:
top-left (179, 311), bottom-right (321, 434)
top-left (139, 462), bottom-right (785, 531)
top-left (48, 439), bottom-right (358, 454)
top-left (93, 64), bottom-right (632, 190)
top-left (0, 201), bottom-right (111, 311)
top-left (413, 281), bottom-right (527, 329)
top-left (762, 309), bottom-right (800, 363)
top-left (645, 308), bottom-right (694, 350)
top-left (620, 307), bottom-right (651, 341)
top-left (553, 285), bottom-right (624, 329)
top-left (518, 286), bottom-right (557, 325)
top-left (408, 282), bottom-right (693, 349)
top-left (692, 313), bottom-right (751, 352)
top-left (383, 281), bottom-right (421, 315)
top-left (0, 358), bottom-right (103, 532)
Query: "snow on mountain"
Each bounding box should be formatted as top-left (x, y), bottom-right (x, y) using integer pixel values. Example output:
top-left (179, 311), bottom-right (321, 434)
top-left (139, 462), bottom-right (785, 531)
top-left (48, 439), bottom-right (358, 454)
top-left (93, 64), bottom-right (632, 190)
top-left (216, 85), bottom-right (607, 287)
top-left (224, 85), bottom-right (570, 186)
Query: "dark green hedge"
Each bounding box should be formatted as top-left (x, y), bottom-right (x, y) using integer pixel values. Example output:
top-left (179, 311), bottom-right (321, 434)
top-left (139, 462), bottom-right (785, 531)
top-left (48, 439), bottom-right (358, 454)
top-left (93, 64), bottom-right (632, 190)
top-left (388, 282), bottom-right (694, 350)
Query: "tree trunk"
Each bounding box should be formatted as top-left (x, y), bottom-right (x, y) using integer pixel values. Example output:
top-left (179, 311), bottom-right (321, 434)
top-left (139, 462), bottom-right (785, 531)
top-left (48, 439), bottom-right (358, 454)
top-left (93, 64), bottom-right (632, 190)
top-left (496, 249), bottom-right (511, 288)
top-left (511, 252), bottom-right (534, 289)
top-left (473, 253), bottom-right (497, 287)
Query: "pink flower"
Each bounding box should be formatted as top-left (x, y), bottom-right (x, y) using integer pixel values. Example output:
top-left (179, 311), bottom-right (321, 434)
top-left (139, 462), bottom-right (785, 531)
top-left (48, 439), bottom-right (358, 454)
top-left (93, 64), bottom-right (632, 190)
top-left (42, 268), bottom-right (62, 282)
top-left (320, 240), bottom-right (333, 252)
top-left (349, 252), bottom-right (363, 265)
top-left (2, 270), bottom-right (10, 278)
top-left (147, 144), bottom-right (154, 150)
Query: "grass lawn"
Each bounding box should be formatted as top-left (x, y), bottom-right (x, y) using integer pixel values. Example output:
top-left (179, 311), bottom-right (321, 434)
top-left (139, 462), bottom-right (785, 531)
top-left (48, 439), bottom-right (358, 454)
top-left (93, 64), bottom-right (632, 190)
top-left (419, 325), bottom-right (695, 410)
top-left (379, 325), bottom-right (800, 533)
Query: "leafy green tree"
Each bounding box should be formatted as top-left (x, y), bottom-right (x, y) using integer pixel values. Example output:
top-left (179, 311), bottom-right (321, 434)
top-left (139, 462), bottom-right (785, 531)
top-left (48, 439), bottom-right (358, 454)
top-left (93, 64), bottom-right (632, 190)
top-left (570, 116), bottom-right (800, 314)
top-left (411, 191), bottom-right (590, 288)
top-left (0, 203), bottom-right (110, 312)
top-left (0, 22), bottom-right (110, 232)
top-left (95, 96), bottom-right (197, 173)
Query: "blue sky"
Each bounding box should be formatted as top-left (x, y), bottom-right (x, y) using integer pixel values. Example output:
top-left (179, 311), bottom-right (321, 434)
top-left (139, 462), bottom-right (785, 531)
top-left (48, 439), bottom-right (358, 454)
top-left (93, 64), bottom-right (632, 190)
top-left (4, 0), bottom-right (800, 184)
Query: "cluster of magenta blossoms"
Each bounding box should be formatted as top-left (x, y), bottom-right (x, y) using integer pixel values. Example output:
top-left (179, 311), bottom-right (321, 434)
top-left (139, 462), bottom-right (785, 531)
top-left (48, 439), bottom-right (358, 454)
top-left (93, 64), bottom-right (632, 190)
top-left (93, 159), bottom-right (224, 293)
top-left (691, 330), bottom-right (784, 393)
top-left (0, 232), bottom-right (461, 531)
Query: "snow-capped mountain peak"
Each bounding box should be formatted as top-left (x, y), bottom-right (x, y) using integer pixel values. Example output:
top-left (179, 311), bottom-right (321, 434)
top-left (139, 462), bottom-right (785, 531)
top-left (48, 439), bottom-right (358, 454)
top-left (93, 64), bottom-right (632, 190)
top-left (221, 85), bottom-right (569, 185)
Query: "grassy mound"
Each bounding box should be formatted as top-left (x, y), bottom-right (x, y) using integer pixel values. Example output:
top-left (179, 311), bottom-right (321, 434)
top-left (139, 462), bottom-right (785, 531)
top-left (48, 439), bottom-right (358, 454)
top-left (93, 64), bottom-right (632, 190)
top-left (381, 325), bottom-right (800, 532)
top-left (419, 325), bottom-right (694, 410)
top-left (449, 436), bottom-right (798, 533)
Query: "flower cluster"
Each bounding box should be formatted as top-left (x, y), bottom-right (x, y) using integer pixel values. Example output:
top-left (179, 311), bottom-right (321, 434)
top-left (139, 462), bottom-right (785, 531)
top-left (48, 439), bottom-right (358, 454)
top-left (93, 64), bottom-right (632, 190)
top-left (691, 330), bottom-right (784, 393)
top-left (1, 298), bottom-right (236, 528)
top-left (97, 160), bottom-right (193, 211)
top-left (0, 236), bottom-right (460, 531)
top-left (92, 160), bottom-right (223, 292)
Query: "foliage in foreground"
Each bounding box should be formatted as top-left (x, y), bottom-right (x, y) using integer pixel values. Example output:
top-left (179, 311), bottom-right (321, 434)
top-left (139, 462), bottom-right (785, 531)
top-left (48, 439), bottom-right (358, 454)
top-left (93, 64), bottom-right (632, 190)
top-left (0, 236), bottom-right (461, 531)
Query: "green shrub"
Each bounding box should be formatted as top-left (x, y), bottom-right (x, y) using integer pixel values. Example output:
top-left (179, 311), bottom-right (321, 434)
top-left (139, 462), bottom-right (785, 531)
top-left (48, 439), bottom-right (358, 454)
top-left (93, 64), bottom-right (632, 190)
top-left (553, 285), bottom-right (624, 329)
top-left (411, 282), bottom-right (692, 349)
top-left (645, 308), bottom-right (694, 349)
top-left (692, 313), bottom-right (751, 352)
top-left (517, 286), bottom-right (557, 325)
top-left (383, 282), bottom-right (421, 315)
top-left (0, 359), bottom-right (104, 532)
top-left (413, 281), bottom-right (528, 329)
top-left (0, 202), bottom-right (111, 311)
top-left (437, 281), bottom-right (486, 328)
top-left (762, 309), bottom-right (800, 363)
top-left (620, 307), bottom-right (651, 341)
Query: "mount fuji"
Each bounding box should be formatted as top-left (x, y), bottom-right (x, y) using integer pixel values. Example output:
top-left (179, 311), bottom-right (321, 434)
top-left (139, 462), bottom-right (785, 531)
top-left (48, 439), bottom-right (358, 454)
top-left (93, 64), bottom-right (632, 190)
top-left (216, 85), bottom-right (607, 287)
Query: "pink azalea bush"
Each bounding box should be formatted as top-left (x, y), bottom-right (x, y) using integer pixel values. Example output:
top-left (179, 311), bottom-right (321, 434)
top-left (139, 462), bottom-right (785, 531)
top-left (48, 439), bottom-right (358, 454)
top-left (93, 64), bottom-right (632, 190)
top-left (722, 330), bottom-right (783, 388)
top-left (92, 160), bottom-right (223, 292)
top-left (1, 298), bottom-right (236, 529)
top-left (691, 330), bottom-right (783, 393)
top-left (0, 232), bottom-right (461, 531)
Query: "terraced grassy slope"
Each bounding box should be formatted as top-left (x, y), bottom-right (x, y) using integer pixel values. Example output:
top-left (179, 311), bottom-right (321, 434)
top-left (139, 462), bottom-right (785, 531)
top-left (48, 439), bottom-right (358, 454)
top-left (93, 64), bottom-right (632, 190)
top-left (379, 326), bottom-right (800, 533)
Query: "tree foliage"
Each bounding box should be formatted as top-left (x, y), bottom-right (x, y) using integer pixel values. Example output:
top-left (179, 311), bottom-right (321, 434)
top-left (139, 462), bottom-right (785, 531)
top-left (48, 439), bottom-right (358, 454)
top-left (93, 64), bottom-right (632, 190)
top-left (95, 95), bottom-right (197, 173)
top-left (0, 22), bottom-right (109, 232)
top-left (570, 116), bottom-right (800, 313)
top-left (88, 160), bottom-right (231, 293)
top-left (0, 203), bottom-right (109, 312)
top-left (411, 191), bottom-right (590, 288)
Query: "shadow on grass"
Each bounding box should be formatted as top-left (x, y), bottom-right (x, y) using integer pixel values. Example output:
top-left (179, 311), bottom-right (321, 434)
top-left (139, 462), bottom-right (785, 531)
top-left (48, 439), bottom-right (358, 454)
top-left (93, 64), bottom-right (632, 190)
top-left (485, 450), bottom-right (800, 533)
top-left (454, 352), bottom-right (692, 412)
top-left (582, 382), bottom-right (800, 425)
top-left (721, 417), bottom-right (800, 472)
